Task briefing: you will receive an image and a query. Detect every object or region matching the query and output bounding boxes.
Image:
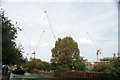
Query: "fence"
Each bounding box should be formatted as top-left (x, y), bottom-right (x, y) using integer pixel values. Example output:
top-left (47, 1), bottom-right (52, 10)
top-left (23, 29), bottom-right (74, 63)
top-left (61, 71), bottom-right (105, 79)
top-left (61, 71), bottom-right (120, 80)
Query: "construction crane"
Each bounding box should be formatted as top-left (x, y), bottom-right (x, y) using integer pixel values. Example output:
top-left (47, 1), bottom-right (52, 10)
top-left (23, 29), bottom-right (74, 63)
top-left (31, 11), bottom-right (56, 59)
top-left (44, 11), bottom-right (56, 41)
top-left (86, 32), bottom-right (102, 62)
top-left (32, 30), bottom-right (45, 59)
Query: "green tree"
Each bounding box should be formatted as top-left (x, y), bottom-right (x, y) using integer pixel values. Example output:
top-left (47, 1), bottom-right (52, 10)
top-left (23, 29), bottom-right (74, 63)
top-left (2, 10), bottom-right (24, 65)
top-left (93, 62), bottom-right (110, 72)
top-left (51, 37), bottom-right (84, 71)
top-left (72, 61), bottom-right (85, 71)
top-left (42, 61), bottom-right (52, 71)
top-left (23, 58), bottom-right (52, 71)
top-left (104, 58), bottom-right (120, 78)
top-left (92, 58), bottom-right (120, 78)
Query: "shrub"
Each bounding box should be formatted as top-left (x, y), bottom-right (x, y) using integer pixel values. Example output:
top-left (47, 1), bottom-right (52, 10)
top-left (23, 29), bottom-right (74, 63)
top-left (54, 65), bottom-right (69, 77)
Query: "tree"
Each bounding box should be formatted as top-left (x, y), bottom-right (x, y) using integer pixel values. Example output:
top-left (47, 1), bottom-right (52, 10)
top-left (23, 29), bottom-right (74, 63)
top-left (23, 58), bottom-right (52, 71)
top-left (51, 37), bottom-right (84, 71)
top-left (93, 58), bottom-right (120, 78)
top-left (93, 62), bottom-right (110, 72)
top-left (2, 10), bottom-right (24, 65)
top-left (72, 61), bottom-right (85, 71)
top-left (104, 58), bottom-right (120, 78)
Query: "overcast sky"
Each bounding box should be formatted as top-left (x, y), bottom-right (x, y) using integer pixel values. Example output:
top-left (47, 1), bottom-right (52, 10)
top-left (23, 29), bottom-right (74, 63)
top-left (2, 0), bottom-right (118, 62)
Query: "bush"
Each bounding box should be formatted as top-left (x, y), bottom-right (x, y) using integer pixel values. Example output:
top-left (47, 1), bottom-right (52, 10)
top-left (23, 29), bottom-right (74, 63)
top-left (35, 62), bottom-right (45, 70)
top-left (73, 61), bottom-right (85, 71)
top-left (22, 58), bottom-right (52, 71)
top-left (54, 65), bottom-right (69, 77)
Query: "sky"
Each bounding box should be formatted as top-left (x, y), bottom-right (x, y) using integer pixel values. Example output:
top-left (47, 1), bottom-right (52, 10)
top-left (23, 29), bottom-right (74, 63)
top-left (1, 0), bottom-right (118, 62)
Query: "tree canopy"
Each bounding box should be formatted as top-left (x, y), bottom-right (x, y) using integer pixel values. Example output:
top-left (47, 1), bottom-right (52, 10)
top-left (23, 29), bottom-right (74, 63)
top-left (93, 58), bottom-right (120, 78)
top-left (104, 58), bottom-right (120, 78)
top-left (93, 62), bottom-right (110, 72)
top-left (23, 58), bottom-right (52, 71)
top-left (2, 10), bottom-right (24, 65)
top-left (51, 37), bottom-right (85, 71)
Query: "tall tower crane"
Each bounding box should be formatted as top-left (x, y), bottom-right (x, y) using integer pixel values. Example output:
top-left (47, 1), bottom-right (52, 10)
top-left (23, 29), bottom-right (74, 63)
top-left (32, 30), bottom-right (45, 59)
top-left (86, 32), bottom-right (102, 62)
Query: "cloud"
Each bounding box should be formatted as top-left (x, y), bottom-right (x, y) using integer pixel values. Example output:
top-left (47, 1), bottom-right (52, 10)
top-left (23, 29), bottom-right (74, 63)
top-left (2, 2), bottom-right (118, 62)
top-left (77, 38), bottom-right (93, 45)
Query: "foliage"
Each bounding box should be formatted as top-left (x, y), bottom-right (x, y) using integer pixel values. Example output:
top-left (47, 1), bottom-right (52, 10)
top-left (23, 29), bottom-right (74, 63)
top-left (103, 58), bottom-right (120, 78)
top-left (93, 58), bottom-right (120, 78)
top-left (51, 37), bottom-right (86, 77)
top-left (110, 58), bottom-right (120, 68)
top-left (51, 37), bottom-right (83, 69)
top-left (54, 65), bottom-right (69, 77)
top-left (72, 61), bottom-right (85, 71)
top-left (1, 10), bottom-right (24, 65)
top-left (93, 62), bottom-right (110, 72)
top-left (23, 58), bottom-right (52, 71)
top-left (56, 65), bottom-right (69, 72)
